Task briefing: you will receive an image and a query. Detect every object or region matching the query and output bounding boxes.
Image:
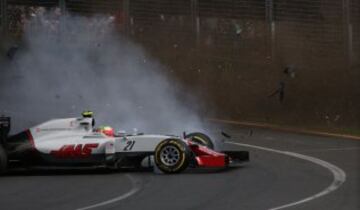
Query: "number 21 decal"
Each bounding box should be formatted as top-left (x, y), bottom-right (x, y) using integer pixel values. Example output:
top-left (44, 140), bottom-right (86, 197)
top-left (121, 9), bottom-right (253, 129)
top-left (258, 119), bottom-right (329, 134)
top-left (124, 140), bottom-right (136, 151)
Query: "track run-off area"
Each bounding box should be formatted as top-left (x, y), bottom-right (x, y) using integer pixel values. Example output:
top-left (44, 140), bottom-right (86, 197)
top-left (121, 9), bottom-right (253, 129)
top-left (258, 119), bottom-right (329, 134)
top-left (0, 123), bottom-right (359, 210)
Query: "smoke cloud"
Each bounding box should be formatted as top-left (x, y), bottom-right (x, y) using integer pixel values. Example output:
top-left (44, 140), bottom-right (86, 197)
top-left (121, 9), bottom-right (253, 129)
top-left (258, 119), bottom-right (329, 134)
top-left (0, 11), bottom-right (207, 135)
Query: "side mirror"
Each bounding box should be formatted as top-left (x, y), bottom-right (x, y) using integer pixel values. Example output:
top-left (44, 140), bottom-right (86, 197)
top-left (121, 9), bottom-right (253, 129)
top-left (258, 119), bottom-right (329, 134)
top-left (133, 128), bottom-right (138, 135)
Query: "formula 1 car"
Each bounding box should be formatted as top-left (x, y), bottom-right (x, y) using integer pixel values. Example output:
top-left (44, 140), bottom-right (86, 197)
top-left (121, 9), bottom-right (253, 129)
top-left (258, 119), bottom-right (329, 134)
top-left (0, 112), bottom-right (249, 174)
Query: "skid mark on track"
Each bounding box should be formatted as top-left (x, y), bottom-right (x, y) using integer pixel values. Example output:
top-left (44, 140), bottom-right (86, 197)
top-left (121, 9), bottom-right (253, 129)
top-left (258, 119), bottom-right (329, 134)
top-left (76, 174), bottom-right (141, 210)
top-left (227, 142), bottom-right (346, 210)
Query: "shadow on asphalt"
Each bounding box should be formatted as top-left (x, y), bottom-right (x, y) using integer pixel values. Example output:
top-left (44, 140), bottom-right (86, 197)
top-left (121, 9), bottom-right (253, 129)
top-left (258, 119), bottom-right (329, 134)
top-left (3, 165), bottom-right (248, 177)
top-left (183, 165), bottom-right (248, 174)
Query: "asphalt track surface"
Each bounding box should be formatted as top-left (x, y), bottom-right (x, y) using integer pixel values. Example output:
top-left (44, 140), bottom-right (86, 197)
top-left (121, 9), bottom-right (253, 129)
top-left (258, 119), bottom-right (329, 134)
top-left (0, 124), bottom-right (359, 210)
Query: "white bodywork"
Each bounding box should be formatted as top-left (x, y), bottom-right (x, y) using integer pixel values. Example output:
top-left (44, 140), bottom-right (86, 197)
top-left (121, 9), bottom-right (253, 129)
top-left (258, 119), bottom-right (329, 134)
top-left (30, 117), bottom-right (180, 155)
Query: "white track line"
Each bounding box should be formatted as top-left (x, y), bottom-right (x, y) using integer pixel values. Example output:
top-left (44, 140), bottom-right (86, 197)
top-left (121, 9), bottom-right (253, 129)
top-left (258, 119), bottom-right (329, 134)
top-left (227, 142), bottom-right (346, 210)
top-left (296, 147), bottom-right (360, 152)
top-left (76, 174), bottom-right (140, 210)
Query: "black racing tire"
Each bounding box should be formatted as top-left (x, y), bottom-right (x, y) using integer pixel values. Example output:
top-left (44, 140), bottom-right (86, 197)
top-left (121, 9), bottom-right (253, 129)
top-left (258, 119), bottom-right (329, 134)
top-left (0, 145), bottom-right (7, 175)
top-left (185, 132), bottom-right (214, 149)
top-left (154, 139), bottom-right (191, 174)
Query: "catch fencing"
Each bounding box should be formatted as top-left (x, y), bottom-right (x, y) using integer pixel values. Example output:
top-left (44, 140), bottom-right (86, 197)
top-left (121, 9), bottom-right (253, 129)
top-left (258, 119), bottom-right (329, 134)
top-left (1, 0), bottom-right (359, 130)
top-left (124, 0), bottom-right (360, 131)
top-left (1, 0), bottom-right (358, 66)
top-left (127, 0), bottom-right (359, 67)
top-left (352, 0), bottom-right (360, 64)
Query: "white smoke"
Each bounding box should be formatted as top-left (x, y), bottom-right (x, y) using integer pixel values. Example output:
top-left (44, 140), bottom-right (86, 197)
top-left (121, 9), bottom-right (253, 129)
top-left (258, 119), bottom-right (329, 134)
top-left (0, 11), bottom-right (208, 135)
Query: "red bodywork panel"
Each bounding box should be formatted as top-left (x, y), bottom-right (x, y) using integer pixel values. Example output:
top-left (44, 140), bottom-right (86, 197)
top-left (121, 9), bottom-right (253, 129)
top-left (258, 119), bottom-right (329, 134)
top-left (187, 141), bottom-right (229, 168)
top-left (50, 144), bottom-right (99, 158)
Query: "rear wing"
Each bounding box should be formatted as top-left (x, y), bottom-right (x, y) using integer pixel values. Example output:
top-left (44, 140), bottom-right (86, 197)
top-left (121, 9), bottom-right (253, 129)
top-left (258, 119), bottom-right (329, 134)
top-left (0, 116), bottom-right (11, 144)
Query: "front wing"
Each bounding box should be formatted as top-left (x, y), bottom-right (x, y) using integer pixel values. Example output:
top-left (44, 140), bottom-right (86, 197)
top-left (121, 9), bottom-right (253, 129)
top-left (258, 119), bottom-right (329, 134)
top-left (187, 141), bottom-right (249, 168)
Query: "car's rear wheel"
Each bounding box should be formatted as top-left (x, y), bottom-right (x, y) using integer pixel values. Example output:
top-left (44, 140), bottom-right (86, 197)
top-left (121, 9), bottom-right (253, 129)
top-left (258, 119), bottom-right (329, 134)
top-left (0, 145), bottom-right (7, 175)
top-left (154, 139), bottom-right (190, 174)
top-left (185, 132), bottom-right (214, 149)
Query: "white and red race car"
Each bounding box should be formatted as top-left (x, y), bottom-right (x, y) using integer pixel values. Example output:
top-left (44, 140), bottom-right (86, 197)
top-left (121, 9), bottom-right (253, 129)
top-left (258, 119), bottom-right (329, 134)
top-left (0, 113), bottom-right (249, 174)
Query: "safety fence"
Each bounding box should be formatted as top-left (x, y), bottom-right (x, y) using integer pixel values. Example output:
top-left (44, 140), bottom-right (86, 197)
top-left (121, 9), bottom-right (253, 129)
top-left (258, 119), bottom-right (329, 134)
top-left (1, 0), bottom-right (359, 130)
top-left (0, 0), bottom-right (3, 32)
top-left (2, 0), bottom-right (358, 66)
top-left (65, 0), bottom-right (123, 15)
top-left (352, 0), bottom-right (360, 65)
top-left (274, 0), bottom-right (345, 64)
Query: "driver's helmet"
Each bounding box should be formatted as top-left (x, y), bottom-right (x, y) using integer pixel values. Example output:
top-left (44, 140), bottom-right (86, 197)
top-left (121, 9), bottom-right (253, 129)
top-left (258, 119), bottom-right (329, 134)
top-left (96, 125), bottom-right (114, 137)
top-left (82, 110), bottom-right (94, 118)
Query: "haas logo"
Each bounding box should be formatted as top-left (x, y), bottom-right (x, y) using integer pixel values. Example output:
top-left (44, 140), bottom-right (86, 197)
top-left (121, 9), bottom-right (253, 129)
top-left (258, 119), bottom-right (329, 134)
top-left (50, 144), bottom-right (99, 158)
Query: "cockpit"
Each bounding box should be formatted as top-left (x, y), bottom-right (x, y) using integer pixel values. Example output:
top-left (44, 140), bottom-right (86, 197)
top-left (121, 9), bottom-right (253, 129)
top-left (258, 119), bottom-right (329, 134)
top-left (81, 111), bottom-right (114, 137)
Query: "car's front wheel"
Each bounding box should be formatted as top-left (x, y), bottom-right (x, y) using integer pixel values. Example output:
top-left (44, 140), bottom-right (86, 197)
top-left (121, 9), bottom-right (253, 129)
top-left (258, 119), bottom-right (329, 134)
top-left (154, 139), bottom-right (190, 174)
top-left (0, 145), bottom-right (7, 175)
top-left (185, 132), bottom-right (214, 149)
